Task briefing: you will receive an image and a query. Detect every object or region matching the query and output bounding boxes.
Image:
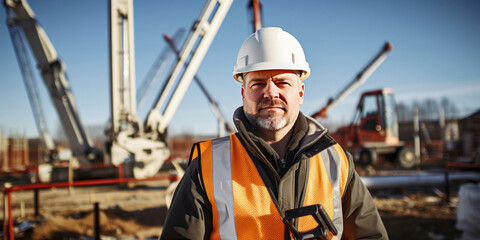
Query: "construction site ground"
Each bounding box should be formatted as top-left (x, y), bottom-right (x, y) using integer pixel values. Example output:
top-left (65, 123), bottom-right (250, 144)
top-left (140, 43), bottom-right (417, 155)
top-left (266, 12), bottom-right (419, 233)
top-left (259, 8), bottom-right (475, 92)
top-left (0, 163), bottom-right (467, 240)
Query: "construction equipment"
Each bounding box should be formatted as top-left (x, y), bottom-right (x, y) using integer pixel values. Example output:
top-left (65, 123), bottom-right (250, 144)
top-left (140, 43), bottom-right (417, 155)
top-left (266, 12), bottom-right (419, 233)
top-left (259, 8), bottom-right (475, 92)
top-left (310, 42), bottom-right (416, 168)
top-left (330, 88), bottom-right (416, 169)
top-left (163, 33), bottom-right (234, 137)
top-left (248, 0), bottom-right (262, 32)
top-left (136, 28), bottom-right (185, 110)
top-left (5, 0), bottom-right (102, 166)
top-left (108, 0), bottom-right (233, 179)
top-left (6, 0), bottom-right (233, 180)
top-left (311, 42), bottom-right (392, 119)
top-left (6, 19), bottom-right (56, 161)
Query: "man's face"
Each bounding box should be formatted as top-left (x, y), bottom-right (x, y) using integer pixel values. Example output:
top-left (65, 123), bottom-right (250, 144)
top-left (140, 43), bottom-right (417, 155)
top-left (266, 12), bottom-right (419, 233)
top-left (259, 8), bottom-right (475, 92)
top-left (242, 70), bottom-right (305, 132)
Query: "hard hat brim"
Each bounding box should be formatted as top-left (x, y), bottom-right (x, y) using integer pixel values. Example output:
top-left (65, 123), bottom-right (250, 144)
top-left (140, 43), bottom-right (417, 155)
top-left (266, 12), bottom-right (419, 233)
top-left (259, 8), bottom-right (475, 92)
top-left (233, 62), bottom-right (310, 83)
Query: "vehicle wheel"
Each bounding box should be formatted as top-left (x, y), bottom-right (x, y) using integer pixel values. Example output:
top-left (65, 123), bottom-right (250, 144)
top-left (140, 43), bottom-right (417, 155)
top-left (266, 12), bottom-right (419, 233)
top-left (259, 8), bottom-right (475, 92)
top-left (397, 146), bottom-right (416, 169)
top-left (359, 148), bottom-right (378, 167)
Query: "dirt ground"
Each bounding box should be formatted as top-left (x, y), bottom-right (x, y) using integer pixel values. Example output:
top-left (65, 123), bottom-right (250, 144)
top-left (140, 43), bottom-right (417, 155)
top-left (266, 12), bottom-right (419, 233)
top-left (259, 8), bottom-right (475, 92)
top-left (375, 190), bottom-right (460, 240)
top-left (0, 170), bottom-right (465, 240)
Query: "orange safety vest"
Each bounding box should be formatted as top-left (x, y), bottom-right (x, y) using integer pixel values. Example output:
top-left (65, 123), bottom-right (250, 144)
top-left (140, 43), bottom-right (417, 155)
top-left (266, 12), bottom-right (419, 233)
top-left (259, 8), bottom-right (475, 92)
top-left (192, 134), bottom-right (349, 240)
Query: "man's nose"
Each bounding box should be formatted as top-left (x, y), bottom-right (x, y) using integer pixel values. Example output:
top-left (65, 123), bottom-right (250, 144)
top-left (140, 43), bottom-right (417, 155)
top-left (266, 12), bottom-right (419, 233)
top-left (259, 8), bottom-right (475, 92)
top-left (263, 81), bottom-right (280, 99)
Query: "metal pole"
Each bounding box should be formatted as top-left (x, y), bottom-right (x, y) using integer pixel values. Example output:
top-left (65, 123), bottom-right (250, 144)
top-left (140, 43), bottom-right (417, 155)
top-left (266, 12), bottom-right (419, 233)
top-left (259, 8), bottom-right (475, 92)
top-left (251, 0), bottom-right (262, 32)
top-left (439, 108), bottom-right (445, 160)
top-left (361, 172), bottom-right (480, 189)
top-left (444, 172), bottom-right (450, 203)
top-left (3, 191), bottom-right (7, 240)
top-left (414, 107), bottom-right (421, 170)
top-left (69, 158), bottom-right (74, 194)
top-left (34, 188), bottom-right (39, 217)
top-left (94, 202), bottom-right (100, 240)
top-left (3, 183), bottom-right (12, 240)
top-left (7, 191), bottom-right (13, 240)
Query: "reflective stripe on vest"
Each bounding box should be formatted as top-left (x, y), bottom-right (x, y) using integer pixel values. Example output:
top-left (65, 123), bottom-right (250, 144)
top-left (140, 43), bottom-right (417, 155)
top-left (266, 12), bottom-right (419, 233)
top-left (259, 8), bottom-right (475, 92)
top-left (199, 134), bottom-right (349, 240)
top-left (301, 144), bottom-right (348, 239)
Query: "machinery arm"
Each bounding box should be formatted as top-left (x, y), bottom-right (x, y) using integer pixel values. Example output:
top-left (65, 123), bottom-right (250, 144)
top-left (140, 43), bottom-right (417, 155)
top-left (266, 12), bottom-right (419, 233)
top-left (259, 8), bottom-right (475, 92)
top-left (108, 0), bottom-right (231, 179)
top-left (163, 34), bottom-right (234, 136)
top-left (311, 42), bottom-right (392, 119)
top-left (5, 0), bottom-right (98, 165)
top-left (7, 22), bottom-right (55, 152)
top-left (144, 0), bottom-right (233, 137)
top-left (137, 28), bottom-right (185, 109)
top-left (248, 0), bottom-right (262, 32)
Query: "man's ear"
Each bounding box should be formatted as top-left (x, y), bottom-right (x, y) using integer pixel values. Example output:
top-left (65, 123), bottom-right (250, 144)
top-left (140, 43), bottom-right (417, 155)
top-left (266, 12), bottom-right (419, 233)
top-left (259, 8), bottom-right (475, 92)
top-left (241, 85), bottom-right (245, 99)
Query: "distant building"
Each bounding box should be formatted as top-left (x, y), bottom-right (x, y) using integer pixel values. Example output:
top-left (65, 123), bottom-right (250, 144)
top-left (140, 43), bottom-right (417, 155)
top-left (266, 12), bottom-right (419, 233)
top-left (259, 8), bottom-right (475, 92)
top-left (459, 109), bottom-right (480, 162)
top-left (28, 138), bottom-right (46, 167)
top-left (398, 108), bottom-right (480, 163)
top-left (0, 136), bottom-right (29, 171)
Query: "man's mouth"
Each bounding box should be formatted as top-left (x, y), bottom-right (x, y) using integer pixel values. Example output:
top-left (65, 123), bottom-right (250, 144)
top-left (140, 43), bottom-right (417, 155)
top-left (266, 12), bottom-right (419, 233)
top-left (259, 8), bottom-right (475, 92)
top-left (260, 106), bottom-right (285, 111)
top-left (257, 99), bottom-right (287, 111)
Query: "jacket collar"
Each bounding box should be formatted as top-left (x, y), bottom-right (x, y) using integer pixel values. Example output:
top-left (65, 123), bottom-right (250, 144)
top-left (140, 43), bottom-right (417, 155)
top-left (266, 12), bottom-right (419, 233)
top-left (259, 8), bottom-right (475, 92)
top-left (232, 107), bottom-right (329, 160)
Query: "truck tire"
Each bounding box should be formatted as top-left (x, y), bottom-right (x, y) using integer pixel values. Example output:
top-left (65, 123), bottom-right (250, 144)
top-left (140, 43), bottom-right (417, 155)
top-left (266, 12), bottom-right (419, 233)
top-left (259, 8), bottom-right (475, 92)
top-left (397, 146), bottom-right (416, 169)
top-left (359, 148), bottom-right (378, 167)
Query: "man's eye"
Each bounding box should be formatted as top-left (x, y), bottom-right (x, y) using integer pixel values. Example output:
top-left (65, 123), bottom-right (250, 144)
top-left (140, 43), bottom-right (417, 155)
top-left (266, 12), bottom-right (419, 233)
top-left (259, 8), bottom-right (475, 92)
top-left (277, 81), bottom-right (291, 86)
top-left (251, 82), bottom-right (265, 87)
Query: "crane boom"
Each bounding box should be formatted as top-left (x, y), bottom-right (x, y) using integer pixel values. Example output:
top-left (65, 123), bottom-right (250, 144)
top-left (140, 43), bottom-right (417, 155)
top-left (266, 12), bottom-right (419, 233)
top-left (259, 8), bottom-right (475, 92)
top-left (248, 0), bottom-right (262, 32)
top-left (311, 42), bottom-right (393, 119)
top-left (145, 0), bottom-right (233, 136)
top-left (108, 0), bottom-right (232, 179)
top-left (5, 0), bottom-right (99, 165)
top-left (7, 22), bottom-right (55, 151)
top-left (137, 28), bottom-right (185, 109)
top-left (163, 34), bottom-right (234, 136)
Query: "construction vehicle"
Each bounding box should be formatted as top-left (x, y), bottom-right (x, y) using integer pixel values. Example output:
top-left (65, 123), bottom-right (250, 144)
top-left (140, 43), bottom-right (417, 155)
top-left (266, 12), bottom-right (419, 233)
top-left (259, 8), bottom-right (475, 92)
top-left (311, 42), bottom-right (392, 119)
top-left (330, 88), bottom-right (416, 169)
top-left (311, 42), bottom-right (416, 169)
top-left (5, 0), bottom-right (233, 181)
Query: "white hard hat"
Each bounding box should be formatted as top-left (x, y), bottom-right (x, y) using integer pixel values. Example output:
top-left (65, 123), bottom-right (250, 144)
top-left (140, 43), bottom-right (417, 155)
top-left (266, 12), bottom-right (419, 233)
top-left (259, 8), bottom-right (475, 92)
top-left (233, 27), bottom-right (310, 83)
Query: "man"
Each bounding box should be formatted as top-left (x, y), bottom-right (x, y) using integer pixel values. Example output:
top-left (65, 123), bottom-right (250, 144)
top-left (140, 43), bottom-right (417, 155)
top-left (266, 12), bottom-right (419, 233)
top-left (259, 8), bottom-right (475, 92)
top-left (160, 27), bottom-right (388, 240)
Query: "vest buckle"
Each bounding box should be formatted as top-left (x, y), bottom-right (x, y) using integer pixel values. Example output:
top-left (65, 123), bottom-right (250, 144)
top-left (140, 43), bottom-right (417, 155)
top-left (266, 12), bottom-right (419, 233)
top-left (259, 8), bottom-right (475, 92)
top-left (282, 204), bottom-right (337, 240)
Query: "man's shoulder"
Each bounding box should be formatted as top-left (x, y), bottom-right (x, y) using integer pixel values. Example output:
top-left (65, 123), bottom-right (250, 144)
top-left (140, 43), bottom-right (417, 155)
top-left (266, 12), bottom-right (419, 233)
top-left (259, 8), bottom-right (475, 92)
top-left (192, 134), bottom-right (235, 146)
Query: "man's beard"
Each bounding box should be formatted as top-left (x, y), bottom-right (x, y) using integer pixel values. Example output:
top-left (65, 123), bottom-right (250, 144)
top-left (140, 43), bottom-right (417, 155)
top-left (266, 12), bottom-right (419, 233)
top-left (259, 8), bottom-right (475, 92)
top-left (245, 98), bottom-right (289, 131)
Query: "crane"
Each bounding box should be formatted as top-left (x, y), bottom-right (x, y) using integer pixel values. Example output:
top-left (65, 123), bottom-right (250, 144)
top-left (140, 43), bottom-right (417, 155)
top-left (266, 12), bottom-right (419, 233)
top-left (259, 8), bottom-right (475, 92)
top-left (311, 42), bottom-right (393, 119)
top-left (143, 0), bottom-right (233, 138)
top-left (6, 0), bottom-right (233, 180)
top-left (136, 28), bottom-right (186, 110)
top-left (248, 0), bottom-right (262, 32)
top-left (5, 0), bottom-right (102, 166)
top-left (6, 20), bottom-right (56, 159)
top-left (163, 33), bottom-right (234, 137)
top-left (108, 0), bottom-right (233, 179)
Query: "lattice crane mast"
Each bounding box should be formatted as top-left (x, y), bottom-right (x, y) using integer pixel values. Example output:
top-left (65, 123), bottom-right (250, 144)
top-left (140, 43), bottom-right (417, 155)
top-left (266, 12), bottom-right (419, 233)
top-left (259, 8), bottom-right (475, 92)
top-left (5, 0), bottom-right (102, 165)
top-left (6, 19), bottom-right (55, 156)
top-left (108, 0), bottom-right (233, 179)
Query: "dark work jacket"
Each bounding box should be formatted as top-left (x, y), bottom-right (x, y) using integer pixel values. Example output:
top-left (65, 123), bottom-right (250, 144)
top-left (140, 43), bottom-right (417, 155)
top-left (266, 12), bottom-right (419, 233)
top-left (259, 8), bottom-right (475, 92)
top-left (160, 107), bottom-right (388, 240)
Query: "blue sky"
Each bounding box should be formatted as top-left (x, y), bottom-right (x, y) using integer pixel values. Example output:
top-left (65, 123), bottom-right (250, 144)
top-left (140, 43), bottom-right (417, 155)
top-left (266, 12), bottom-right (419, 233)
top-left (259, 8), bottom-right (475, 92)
top-left (1, 0), bottom-right (479, 138)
